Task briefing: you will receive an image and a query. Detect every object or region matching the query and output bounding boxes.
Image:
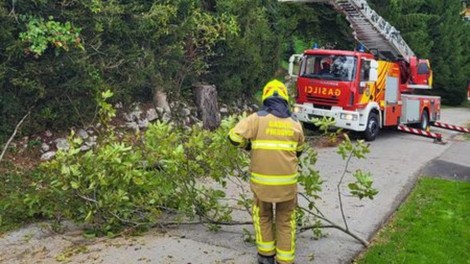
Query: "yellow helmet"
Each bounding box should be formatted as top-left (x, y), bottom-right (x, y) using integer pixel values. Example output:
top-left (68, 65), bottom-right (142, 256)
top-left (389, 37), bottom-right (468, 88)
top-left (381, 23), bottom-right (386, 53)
top-left (262, 79), bottom-right (289, 102)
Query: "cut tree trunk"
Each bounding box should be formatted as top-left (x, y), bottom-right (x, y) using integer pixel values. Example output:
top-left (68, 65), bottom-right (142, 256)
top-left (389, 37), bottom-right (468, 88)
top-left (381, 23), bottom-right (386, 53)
top-left (193, 84), bottom-right (220, 130)
top-left (152, 87), bottom-right (171, 114)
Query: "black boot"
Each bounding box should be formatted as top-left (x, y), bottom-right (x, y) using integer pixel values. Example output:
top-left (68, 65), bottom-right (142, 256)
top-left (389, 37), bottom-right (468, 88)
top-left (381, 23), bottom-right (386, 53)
top-left (257, 254), bottom-right (275, 264)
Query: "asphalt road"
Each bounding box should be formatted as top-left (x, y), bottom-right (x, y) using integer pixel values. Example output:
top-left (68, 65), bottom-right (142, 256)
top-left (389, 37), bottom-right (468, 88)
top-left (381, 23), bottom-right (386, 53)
top-left (1, 107), bottom-right (469, 264)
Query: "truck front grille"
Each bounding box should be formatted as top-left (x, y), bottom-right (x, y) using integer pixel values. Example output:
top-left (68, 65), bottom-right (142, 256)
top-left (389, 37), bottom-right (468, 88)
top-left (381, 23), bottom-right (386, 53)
top-left (306, 95), bottom-right (339, 107)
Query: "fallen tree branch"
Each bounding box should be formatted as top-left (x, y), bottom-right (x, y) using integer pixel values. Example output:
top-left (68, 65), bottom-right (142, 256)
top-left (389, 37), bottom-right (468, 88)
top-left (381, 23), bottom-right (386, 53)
top-left (159, 220), bottom-right (253, 227)
top-left (299, 223), bottom-right (369, 247)
top-left (0, 109), bottom-right (31, 164)
top-left (298, 206), bottom-right (369, 247)
top-left (337, 151), bottom-right (354, 231)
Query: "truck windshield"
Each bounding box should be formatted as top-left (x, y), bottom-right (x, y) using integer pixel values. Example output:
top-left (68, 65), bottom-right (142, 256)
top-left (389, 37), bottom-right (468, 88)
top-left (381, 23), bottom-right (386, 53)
top-left (300, 55), bottom-right (357, 81)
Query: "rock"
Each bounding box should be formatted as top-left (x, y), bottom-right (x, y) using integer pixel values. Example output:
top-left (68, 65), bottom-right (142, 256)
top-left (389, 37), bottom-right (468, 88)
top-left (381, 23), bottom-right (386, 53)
top-left (190, 116), bottom-right (200, 123)
top-left (41, 151), bottom-right (56, 161)
top-left (180, 108), bottom-right (191, 117)
top-left (114, 102), bottom-right (123, 109)
top-left (123, 113), bottom-right (134, 122)
top-left (156, 107), bottom-right (164, 115)
top-left (124, 105), bottom-right (143, 122)
top-left (77, 129), bottom-right (89, 139)
top-left (220, 107), bottom-right (229, 114)
top-left (88, 135), bottom-right (97, 144)
top-left (85, 139), bottom-right (97, 147)
top-left (124, 109), bottom-right (142, 122)
top-left (138, 119), bottom-right (149, 129)
top-left (125, 122), bottom-right (140, 131)
top-left (41, 143), bottom-right (50, 153)
top-left (162, 112), bottom-right (171, 123)
top-left (54, 138), bottom-right (70, 151)
top-left (80, 145), bottom-right (91, 152)
top-left (45, 130), bottom-right (53, 137)
top-left (146, 108), bottom-right (158, 122)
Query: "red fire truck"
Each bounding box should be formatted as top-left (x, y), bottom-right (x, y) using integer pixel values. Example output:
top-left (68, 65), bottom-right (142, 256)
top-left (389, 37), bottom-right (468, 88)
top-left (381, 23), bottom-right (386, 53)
top-left (282, 0), bottom-right (441, 141)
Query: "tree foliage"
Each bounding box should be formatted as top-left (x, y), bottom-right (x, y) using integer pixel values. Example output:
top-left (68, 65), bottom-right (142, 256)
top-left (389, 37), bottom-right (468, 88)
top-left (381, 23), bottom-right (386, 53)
top-left (370, 0), bottom-right (470, 105)
top-left (0, 1), bottom-right (239, 139)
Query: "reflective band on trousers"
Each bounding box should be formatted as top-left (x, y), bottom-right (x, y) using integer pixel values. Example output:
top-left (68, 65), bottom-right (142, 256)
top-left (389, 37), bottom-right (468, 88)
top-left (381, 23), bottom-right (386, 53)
top-left (257, 241), bottom-right (275, 252)
top-left (275, 205), bottom-right (296, 263)
top-left (276, 248), bottom-right (295, 262)
top-left (252, 140), bottom-right (298, 151)
top-left (253, 204), bottom-right (275, 253)
top-left (251, 172), bottom-right (297, 186)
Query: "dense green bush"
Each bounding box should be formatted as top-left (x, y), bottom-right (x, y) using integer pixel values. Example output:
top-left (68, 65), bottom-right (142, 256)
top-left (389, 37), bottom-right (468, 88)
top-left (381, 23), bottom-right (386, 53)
top-left (0, 1), bottom-right (239, 138)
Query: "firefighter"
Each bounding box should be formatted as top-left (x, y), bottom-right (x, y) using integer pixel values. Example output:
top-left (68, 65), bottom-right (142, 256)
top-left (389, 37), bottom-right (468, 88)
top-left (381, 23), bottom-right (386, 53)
top-left (228, 79), bottom-right (305, 264)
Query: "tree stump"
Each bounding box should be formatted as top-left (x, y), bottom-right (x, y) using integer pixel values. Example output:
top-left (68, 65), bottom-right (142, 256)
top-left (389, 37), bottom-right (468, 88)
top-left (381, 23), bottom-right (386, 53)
top-left (153, 88), bottom-right (171, 114)
top-left (193, 84), bottom-right (221, 130)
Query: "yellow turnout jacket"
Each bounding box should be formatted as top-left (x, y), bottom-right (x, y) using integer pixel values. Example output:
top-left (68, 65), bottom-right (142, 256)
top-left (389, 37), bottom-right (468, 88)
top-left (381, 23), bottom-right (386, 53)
top-left (229, 111), bottom-right (305, 202)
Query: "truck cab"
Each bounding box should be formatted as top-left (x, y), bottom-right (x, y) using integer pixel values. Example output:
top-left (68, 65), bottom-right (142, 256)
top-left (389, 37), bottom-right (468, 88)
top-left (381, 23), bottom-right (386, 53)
top-left (291, 49), bottom-right (380, 139)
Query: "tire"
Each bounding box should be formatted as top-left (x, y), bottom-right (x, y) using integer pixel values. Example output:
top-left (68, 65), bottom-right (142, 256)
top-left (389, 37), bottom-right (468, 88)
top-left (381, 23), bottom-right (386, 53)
top-left (419, 109), bottom-right (430, 131)
top-left (363, 112), bottom-right (379, 141)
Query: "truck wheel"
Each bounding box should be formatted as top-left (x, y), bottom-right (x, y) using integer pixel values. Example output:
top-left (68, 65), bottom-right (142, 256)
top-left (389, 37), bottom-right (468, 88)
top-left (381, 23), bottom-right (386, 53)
top-left (419, 109), bottom-right (430, 131)
top-left (363, 112), bottom-right (379, 141)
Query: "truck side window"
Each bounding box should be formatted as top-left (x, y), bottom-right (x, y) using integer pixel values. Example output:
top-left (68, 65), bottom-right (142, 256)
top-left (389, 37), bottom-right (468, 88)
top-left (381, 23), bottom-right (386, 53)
top-left (418, 63), bottom-right (429, 75)
top-left (301, 57), bottom-right (315, 76)
top-left (360, 60), bottom-right (371, 81)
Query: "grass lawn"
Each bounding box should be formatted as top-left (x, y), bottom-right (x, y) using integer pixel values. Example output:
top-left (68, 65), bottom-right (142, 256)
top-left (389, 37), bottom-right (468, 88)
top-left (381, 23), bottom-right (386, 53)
top-left (355, 177), bottom-right (470, 264)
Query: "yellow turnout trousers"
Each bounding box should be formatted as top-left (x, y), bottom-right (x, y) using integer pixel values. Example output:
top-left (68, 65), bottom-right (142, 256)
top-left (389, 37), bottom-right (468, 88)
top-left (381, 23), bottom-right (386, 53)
top-left (252, 195), bottom-right (297, 264)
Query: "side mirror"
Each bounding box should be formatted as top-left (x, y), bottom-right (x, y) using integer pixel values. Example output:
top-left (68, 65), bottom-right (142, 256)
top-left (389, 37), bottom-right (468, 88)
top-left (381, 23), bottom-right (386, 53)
top-left (288, 54), bottom-right (303, 79)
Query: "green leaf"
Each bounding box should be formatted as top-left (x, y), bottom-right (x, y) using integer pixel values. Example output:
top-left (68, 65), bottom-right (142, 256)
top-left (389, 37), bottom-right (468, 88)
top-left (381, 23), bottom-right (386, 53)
top-left (133, 177), bottom-right (144, 185)
top-left (70, 181), bottom-right (80, 189)
top-left (101, 90), bottom-right (114, 99)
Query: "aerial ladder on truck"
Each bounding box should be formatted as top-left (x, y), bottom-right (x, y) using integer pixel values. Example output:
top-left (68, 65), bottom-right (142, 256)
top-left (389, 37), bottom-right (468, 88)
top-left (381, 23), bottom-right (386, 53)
top-left (279, 0), bottom-right (419, 70)
top-left (279, 0), bottom-right (470, 142)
